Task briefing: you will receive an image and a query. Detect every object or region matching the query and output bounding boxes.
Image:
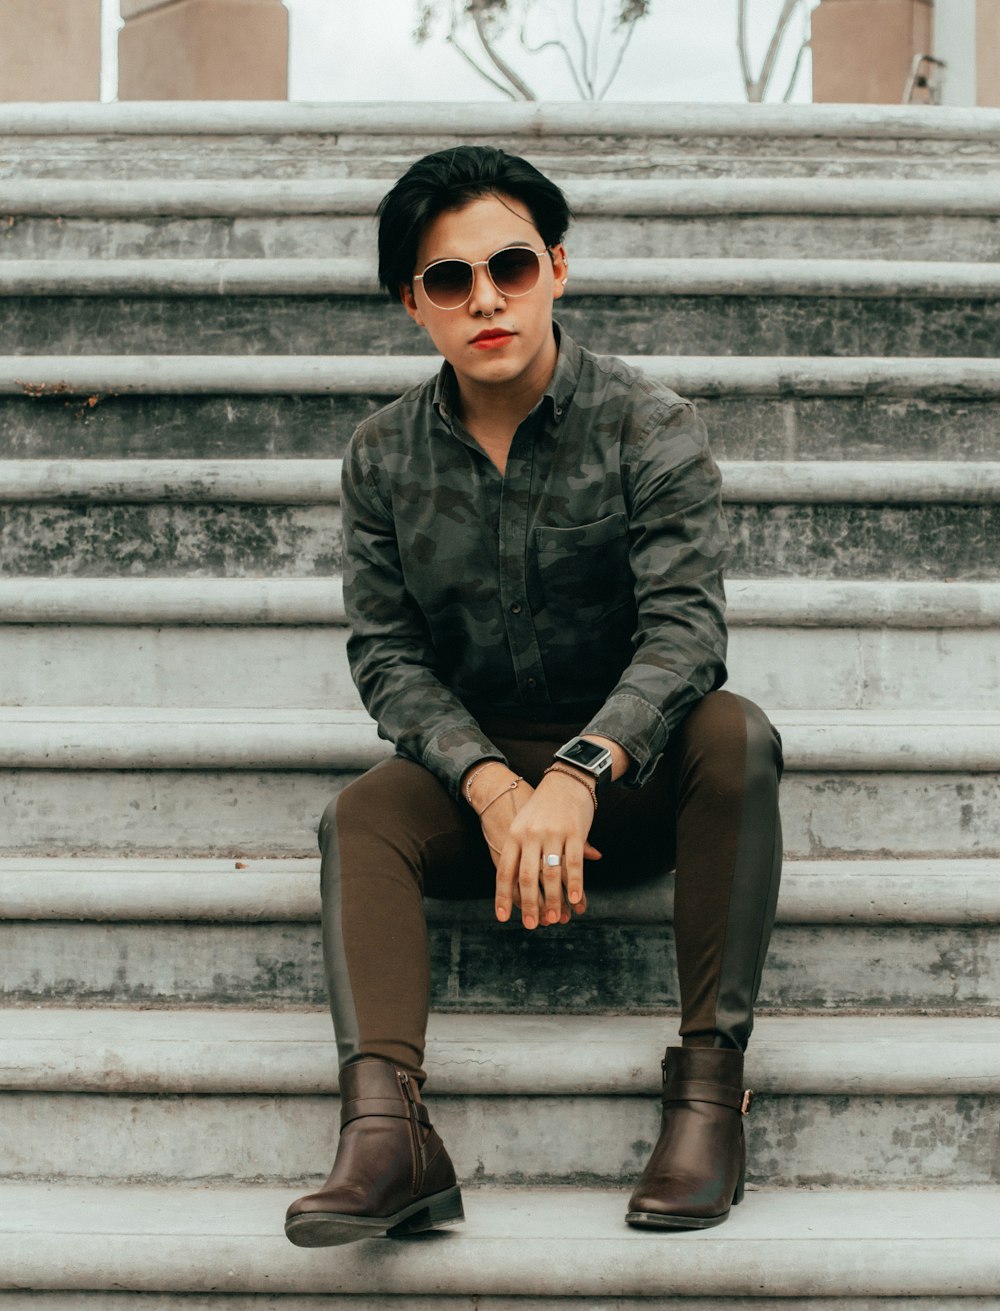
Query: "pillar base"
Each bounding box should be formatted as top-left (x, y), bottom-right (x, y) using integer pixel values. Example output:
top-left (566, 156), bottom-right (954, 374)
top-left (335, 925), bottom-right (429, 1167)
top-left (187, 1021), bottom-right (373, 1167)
top-left (811, 0), bottom-right (933, 103)
top-left (118, 0), bottom-right (288, 101)
top-left (0, 0), bottom-right (101, 101)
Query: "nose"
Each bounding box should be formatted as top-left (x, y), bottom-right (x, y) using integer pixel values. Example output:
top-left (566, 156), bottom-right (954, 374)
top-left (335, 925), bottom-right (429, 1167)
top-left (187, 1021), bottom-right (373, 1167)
top-left (467, 259), bottom-right (505, 317)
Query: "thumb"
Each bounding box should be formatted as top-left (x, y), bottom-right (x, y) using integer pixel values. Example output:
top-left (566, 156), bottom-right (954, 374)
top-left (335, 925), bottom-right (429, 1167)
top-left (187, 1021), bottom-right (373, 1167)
top-left (584, 843), bottom-right (602, 860)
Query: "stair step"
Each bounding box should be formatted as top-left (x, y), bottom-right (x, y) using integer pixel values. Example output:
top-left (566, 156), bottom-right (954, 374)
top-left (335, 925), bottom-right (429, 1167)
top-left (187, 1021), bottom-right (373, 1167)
top-left (4, 258), bottom-right (999, 358)
top-left (0, 706), bottom-right (997, 771)
top-left (6, 500), bottom-right (993, 580)
top-left (5, 458), bottom-right (1000, 502)
top-left (1, 1013), bottom-right (997, 1186)
top-left (1, 621), bottom-right (999, 713)
top-left (3, 856), bottom-right (997, 924)
top-left (3, 100), bottom-right (1000, 180)
top-left (4, 351), bottom-right (999, 395)
top-left (5, 763), bottom-right (995, 858)
top-left (0, 1182), bottom-right (998, 1300)
top-left (1, 576), bottom-right (996, 626)
top-left (4, 178), bottom-right (1000, 264)
top-left (3, 858), bottom-right (998, 1011)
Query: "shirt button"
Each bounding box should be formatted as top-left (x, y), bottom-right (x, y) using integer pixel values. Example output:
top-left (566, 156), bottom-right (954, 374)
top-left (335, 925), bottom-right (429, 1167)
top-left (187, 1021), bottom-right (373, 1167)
top-left (510, 602), bottom-right (522, 614)
top-left (526, 678), bottom-right (537, 689)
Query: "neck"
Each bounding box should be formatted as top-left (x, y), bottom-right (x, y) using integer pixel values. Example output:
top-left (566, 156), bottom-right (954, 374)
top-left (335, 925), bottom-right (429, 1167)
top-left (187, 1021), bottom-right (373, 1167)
top-left (455, 331), bottom-right (559, 437)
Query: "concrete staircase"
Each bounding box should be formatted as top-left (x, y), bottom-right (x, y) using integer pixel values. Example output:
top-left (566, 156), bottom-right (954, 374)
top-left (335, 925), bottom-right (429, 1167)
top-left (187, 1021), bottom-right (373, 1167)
top-left (0, 103), bottom-right (998, 1305)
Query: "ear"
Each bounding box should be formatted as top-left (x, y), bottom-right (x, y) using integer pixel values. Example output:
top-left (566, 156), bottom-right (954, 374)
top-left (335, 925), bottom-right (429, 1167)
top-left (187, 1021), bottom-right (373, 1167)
top-left (550, 244), bottom-right (568, 302)
top-left (399, 282), bottom-right (426, 328)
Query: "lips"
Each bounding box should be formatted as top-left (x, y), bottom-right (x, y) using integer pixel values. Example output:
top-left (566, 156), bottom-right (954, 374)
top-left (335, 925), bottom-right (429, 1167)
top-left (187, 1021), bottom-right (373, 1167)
top-left (470, 329), bottom-right (514, 346)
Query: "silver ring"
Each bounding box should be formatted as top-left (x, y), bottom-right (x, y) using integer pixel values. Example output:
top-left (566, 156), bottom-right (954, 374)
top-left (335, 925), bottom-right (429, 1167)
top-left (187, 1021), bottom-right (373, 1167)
top-left (544, 853), bottom-right (561, 867)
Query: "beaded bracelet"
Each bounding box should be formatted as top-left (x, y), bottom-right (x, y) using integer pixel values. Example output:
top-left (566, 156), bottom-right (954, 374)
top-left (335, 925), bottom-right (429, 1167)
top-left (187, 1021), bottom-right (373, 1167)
top-left (542, 762), bottom-right (598, 812)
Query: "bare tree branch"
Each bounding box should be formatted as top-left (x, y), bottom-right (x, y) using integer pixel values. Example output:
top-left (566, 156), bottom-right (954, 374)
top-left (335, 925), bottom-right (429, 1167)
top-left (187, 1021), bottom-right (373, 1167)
top-left (591, 0), bottom-right (607, 89)
top-left (571, 0), bottom-right (596, 97)
top-left (414, 0), bottom-right (649, 102)
top-left (755, 0), bottom-right (801, 100)
top-left (446, 30), bottom-right (520, 97)
top-left (596, 9), bottom-right (638, 98)
top-left (738, 0), bottom-right (803, 102)
top-left (782, 36), bottom-right (810, 102)
top-left (468, 0), bottom-right (538, 98)
top-left (736, 0), bottom-right (753, 97)
top-left (519, 23), bottom-right (591, 98)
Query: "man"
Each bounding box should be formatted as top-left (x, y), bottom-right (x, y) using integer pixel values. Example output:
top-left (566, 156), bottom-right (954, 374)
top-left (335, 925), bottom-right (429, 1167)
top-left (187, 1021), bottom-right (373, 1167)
top-left (284, 146), bottom-right (783, 1248)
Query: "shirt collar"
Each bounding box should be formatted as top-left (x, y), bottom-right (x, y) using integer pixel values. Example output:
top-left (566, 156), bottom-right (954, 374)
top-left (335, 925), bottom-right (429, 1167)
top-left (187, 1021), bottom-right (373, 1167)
top-left (432, 320), bottom-right (581, 429)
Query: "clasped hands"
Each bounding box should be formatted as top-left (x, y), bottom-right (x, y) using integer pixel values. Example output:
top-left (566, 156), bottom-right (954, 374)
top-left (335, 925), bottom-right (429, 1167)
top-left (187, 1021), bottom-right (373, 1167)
top-left (464, 759), bottom-right (600, 930)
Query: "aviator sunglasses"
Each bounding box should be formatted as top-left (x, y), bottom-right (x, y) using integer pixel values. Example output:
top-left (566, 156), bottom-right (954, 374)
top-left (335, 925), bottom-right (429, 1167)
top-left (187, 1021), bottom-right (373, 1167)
top-left (413, 244), bottom-right (550, 310)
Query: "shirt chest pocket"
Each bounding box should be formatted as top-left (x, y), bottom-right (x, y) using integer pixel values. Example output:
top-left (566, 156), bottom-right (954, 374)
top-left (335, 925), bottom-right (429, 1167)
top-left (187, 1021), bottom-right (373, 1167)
top-left (533, 512), bottom-right (633, 622)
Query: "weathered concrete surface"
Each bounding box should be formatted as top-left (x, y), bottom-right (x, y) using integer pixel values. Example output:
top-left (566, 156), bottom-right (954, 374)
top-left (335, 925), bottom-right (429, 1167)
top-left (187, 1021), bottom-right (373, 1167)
top-left (6, 456), bottom-right (1000, 503)
top-left (3, 103), bottom-right (1000, 183)
top-left (3, 500), bottom-right (994, 580)
top-left (0, 1299), bottom-right (995, 1311)
top-left (1, 919), bottom-right (996, 1011)
top-left (1, 769), bottom-right (998, 858)
top-left (2, 1181), bottom-right (999, 1298)
top-left (0, 505), bottom-right (342, 578)
top-left (3, 623), bottom-right (1000, 713)
top-left (1, 1089), bottom-right (996, 1188)
top-left (5, 292), bottom-right (1000, 359)
top-left (5, 1011), bottom-right (997, 1095)
top-left (0, 707), bottom-right (998, 772)
top-left (3, 856), bottom-right (996, 923)
top-left (2, 391), bottom-right (999, 461)
top-left (6, 212), bottom-right (1000, 263)
top-left (2, 577), bottom-right (999, 627)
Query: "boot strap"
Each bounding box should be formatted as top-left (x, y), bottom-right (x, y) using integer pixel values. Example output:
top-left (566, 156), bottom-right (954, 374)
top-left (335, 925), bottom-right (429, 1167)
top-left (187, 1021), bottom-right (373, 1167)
top-left (340, 1095), bottom-right (431, 1130)
top-left (664, 1079), bottom-right (751, 1114)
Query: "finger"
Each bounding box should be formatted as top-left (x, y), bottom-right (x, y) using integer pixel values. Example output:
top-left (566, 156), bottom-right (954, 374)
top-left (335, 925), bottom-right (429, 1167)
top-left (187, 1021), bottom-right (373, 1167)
top-left (584, 842), bottom-right (602, 861)
top-left (518, 841), bottom-right (542, 930)
top-left (495, 839), bottom-right (519, 923)
top-left (540, 847), bottom-right (564, 925)
top-left (563, 835), bottom-right (585, 908)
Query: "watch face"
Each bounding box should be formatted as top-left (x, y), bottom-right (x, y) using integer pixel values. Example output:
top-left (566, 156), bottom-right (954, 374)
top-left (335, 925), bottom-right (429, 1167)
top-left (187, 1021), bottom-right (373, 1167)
top-left (560, 738), bottom-right (608, 770)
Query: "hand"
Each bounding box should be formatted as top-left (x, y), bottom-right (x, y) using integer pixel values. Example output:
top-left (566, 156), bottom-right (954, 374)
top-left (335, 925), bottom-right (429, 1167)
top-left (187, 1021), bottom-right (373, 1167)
top-left (494, 769), bottom-right (601, 930)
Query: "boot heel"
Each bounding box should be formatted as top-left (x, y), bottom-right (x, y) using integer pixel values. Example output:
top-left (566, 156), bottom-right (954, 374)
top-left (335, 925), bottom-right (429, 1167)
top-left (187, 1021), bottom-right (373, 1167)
top-left (387, 1185), bottom-right (465, 1237)
top-left (732, 1170), bottom-right (746, 1206)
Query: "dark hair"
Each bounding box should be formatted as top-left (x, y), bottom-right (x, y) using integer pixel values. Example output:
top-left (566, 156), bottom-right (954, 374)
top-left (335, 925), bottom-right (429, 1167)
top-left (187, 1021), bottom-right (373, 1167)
top-left (376, 146), bottom-right (571, 302)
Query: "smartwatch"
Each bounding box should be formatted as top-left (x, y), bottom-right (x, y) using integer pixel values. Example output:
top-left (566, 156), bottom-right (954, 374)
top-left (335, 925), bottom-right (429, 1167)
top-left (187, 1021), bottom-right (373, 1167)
top-left (553, 736), bottom-right (613, 797)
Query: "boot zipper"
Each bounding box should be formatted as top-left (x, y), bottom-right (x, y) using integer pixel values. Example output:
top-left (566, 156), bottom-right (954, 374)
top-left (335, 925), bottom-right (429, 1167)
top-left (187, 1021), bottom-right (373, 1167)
top-left (398, 1071), bottom-right (425, 1195)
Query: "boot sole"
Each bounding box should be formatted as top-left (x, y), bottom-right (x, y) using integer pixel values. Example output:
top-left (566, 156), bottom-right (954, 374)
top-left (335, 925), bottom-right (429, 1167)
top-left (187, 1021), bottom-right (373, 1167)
top-left (285, 1185), bottom-right (465, 1248)
top-left (625, 1207), bottom-right (731, 1231)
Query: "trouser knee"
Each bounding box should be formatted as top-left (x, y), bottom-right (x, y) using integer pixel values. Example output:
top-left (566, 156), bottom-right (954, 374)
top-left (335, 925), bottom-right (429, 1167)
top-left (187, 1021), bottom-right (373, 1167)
top-left (680, 691), bottom-right (783, 800)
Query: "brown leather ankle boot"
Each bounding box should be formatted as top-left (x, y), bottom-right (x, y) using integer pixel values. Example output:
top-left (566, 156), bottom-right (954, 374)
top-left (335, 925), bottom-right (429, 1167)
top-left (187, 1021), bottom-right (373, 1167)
top-left (625, 1046), bottom-right (752, 1231)
top-left (284, 1056), bottom-right (464, 1247)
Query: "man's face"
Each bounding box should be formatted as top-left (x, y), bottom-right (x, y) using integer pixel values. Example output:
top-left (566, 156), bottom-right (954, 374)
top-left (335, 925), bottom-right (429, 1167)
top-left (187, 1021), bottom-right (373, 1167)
top-left (399, 192), bottom-right (567, 395)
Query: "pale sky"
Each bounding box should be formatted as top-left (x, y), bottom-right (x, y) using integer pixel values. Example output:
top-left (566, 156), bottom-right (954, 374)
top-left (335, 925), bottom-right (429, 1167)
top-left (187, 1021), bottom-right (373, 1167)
top-left (102, 0), bottom-right (818, 103)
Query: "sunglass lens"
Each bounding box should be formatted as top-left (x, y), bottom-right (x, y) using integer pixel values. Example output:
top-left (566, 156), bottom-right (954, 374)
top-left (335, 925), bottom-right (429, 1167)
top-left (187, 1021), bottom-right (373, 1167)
top-left (422, 260), bottom-right (472, 308)
top-left (488, 247), bottom-right (540, 296)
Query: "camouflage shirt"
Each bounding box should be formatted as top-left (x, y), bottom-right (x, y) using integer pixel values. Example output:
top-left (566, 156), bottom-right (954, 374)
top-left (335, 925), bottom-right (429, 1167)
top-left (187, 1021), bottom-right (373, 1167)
top-left (342, 325), bottom-right (730, 798)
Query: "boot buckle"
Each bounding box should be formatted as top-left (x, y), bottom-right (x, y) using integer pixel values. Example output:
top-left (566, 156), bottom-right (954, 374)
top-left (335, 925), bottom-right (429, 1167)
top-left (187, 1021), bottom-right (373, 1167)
top-left (741, 1089), bottom-right (753, 1116)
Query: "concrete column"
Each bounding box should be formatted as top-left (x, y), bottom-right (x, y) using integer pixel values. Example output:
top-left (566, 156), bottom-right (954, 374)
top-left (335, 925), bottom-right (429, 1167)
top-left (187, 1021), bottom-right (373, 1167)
top-left (811, 0), bottom-right (934, 102)
top-left (118, 0), bottom-right (288, 100)
top-left (0, 0), bottom-right (101, 101)
top-left (976, 0), bottom-right (1000, 105)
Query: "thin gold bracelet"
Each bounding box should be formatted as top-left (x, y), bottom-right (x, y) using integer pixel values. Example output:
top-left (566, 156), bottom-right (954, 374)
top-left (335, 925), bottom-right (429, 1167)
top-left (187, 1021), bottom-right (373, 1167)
top-left (477, 776), bottom-right (522, 819)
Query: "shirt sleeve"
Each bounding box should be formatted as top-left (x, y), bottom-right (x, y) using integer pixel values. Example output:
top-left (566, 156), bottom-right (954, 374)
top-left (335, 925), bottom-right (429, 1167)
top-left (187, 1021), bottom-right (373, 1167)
top-left (580, 399), bottom-right (730, 786)
top-left (341, 430), bottom-right (508, 798)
